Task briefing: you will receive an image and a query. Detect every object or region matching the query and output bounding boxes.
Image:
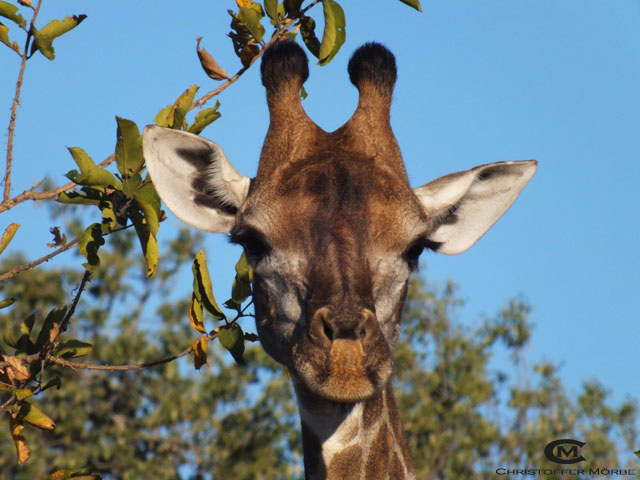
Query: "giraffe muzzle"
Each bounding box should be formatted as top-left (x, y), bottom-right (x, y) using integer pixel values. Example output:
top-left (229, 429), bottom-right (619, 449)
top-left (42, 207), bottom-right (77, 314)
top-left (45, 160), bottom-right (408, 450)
top-left (309, 307), bottom-right (378, 350)
top-left (295, 306), bottom-right (391, 402)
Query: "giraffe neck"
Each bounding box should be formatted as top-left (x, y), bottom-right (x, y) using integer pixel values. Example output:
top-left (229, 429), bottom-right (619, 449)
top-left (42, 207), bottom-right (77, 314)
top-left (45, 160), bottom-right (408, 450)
top-left (294, 380), bottom-right (415, 480)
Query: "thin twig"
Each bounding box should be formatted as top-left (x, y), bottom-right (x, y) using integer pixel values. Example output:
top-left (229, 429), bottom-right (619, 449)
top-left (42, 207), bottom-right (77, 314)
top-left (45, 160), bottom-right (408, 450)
top-left (58, 269), bottom-right (91, 335)
top-left (3, 0), bottom-right (44, 202)
top-left (0, 154), bottom-right (115, 213)
top-left (0, 331), bottom-right (219, 372)
top-left (0, 221), bottom-right (134, 282)
top-left (300, 0), bottom-right (322, 15)
top-left (0, 41), bottom-right (22, 56)
top-left (0, 237), bottom-right (80, 281)
top-left (190, 0), bottom-right (321, 111)
top-left (45, 344), bottom-right (196, 371)
top-left (189, 18), bottom-right (295, 111)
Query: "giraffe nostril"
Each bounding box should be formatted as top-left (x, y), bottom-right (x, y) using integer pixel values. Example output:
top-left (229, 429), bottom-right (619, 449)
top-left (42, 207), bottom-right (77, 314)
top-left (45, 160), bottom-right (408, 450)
top-left (310, 307), bottom-right (333, 348)
top-left (323, 321), bottom-right (334, 341)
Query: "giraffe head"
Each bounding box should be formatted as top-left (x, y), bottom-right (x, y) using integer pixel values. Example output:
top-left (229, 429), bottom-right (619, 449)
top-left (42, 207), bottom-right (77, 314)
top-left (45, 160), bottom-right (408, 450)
top-left (142, 41), bottom-right (536, 404)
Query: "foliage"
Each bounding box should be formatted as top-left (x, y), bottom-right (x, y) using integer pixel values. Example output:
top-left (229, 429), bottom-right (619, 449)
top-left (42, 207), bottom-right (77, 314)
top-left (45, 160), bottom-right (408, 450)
top-left (2, 0), bottom-right (403, 470)
top-left (397, 277), bottom-right (639, 478)
top-left (1, 239), bottom-right (638, 478)
top-left (0, 230), bottom-right (300, 479)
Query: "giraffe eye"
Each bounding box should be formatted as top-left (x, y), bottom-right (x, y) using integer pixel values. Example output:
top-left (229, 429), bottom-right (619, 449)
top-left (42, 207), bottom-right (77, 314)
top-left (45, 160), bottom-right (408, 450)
top-left (242, 235), bottom-right (270, 260)
top-left (230, 227), bottom-right (271, 261)
top-left (403, 243), bottom-right (425, 270)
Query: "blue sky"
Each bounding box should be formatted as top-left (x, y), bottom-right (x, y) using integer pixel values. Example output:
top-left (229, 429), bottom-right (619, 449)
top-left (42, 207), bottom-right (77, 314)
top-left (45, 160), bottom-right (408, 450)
top-left (2, 0), bottom-right (639, 409)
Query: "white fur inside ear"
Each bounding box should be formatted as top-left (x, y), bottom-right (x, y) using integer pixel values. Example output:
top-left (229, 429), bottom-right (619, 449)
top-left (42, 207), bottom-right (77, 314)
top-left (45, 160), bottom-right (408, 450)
top-left (142, 126), bottom-right (250, 233)
top-left (413, 160), bottom-right (537, 255)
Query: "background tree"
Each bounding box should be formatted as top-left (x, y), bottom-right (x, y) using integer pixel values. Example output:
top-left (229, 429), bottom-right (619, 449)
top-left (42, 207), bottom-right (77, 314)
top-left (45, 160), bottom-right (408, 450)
top-left (1, 229), bottom-right (637, 478)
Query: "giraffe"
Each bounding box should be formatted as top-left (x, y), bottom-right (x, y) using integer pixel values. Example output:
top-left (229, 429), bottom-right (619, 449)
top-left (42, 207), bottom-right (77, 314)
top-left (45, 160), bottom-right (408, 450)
top-left (142, 41), bottom-right (537, 479)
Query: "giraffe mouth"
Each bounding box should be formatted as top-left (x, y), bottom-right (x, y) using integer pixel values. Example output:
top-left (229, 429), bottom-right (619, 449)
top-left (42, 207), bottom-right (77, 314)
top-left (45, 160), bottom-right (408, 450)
top-left (292, 337), bottom-right (393, 403)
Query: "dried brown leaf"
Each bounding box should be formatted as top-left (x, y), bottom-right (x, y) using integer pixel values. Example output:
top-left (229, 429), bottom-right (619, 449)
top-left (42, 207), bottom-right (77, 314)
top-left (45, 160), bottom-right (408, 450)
top-left (240, 42), bottom-right (260, 68)
top-left (1, 355), bottom-right (31, 382)
top-left (192, 336), bottom-right (210, 370)
top-left (48, 322), bottom-right (60, 343)
top-left (9, 414), bottom-right (30, 464)
top-left (196, 37), bottom-right (229, 81)
top-left (47, 227), bottom-right (67, 248)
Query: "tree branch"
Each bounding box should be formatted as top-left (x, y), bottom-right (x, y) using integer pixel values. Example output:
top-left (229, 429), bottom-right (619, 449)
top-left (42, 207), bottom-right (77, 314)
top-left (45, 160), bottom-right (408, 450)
top-left (0, 154), bottom-right (115, 213)
top-left (0, 237), bottom-right (80, 281)
top-left (3, 0), bottom-right (44, 202)
top-left (45, 346), bottom-right (195, 371)
top-left (189, 18), bottom-right (295, 111)
top-left (189, 0), bottom-right (321, 112)
top-left (0, 40), bottom-right (22, 56)
top-left (57, 269), bottom-right (91, 336)
top-left (0, 220), bottom-right (133, 281)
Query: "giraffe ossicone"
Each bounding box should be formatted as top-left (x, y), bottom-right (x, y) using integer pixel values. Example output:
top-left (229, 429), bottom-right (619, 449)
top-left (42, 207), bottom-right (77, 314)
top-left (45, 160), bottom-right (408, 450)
top-left (143, 40), bottom-right (537, 480)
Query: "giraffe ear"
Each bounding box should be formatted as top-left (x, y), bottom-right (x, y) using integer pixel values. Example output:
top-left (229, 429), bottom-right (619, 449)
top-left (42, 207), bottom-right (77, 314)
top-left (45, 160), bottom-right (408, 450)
top-left (413, 160), bottom-right (537, 255)
top-left (142, 126), bottom-right (251, 233)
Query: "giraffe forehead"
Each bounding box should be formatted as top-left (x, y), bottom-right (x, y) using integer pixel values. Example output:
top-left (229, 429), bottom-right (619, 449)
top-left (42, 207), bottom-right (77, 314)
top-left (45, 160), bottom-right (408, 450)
top-left (244, 156), bottom-right (425, 251)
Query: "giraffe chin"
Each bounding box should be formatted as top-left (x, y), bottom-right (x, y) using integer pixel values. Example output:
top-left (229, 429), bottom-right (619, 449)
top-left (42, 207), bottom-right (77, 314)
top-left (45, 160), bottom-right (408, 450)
top-left (295, 338), bottom-right (391, 403)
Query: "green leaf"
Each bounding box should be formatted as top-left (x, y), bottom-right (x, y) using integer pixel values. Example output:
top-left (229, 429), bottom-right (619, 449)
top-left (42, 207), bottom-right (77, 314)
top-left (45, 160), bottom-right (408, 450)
top-left (189, 293), bottom-right (206, 334)
top-left (187, 101), bottom-right (221, 135)
top-left (318, 0), bottom-right (345, 66)
top-left (0, 223), bottom-right (19, 256)
top-left (57, 188), bottom-right (102, 206)
top-left (54, 339), bottom-right (93, 358)
top-left (15, 322), bottom-right (35, 355)
top-left (283, 0), bottom-right (303, 17)
top-left (36, 307), bottom-right (67, 349)
top-left (399, 0), bottom-right (422, 12)
top-left (300, 85), bottom-right (308, 100)
top-left (0, 2), bottom-right (26, 28)
top-left (3, 330), bottom-right (17, 348)
top-left (21, 401), bottom-right (55, 430)
top-left (192, 249), bottom-right (225, 320)
top-left (264, 0), bottom-right (278, 21)
top-left (238, 7), bottom-right (265, 43)
top-left (154, 105), bottom-right (173, 128)
top-left (20, 313), bottom-right (34, 335)
top-left (0, 297), bottom-right (15, 309)
top-left (155, 85), bottom-right (200, 130)
top-left (129, 207), bottom-right (159, 277)
top-left (134, 182), bottom-right (162, 236)
top-left (230, 252), bottom-right (253, 306)
top-left (170, 85), bottom-right (199, 130)
top-left (244, 331), bottom-right (259, 342)
top-left (41, 377), bottom-right (62, 392)
top-left (192, 336), bottom-right (210, 370)
top-left (78, 223), bottom-right (104, 272)
top-left (218, 324), bottom-right (245, 365)
top-left (48, 468), bottom-right (100, 480)
top-left (65, 147), bottom-right (122, 190)
top-left (99, 199), bottom-right (116, 234)
top-left (0, 22), bottom-right (20, 53)
top-left (300, 16), bottom-right (320, 58)
top-left (13, 389), bottom-right (32, 401)
top-left (31, 15), bottom-right (87, 60)
top-left (115, 117), bottom-right (143, 177)
top-left (122, 173), bottom-right (142, 198)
